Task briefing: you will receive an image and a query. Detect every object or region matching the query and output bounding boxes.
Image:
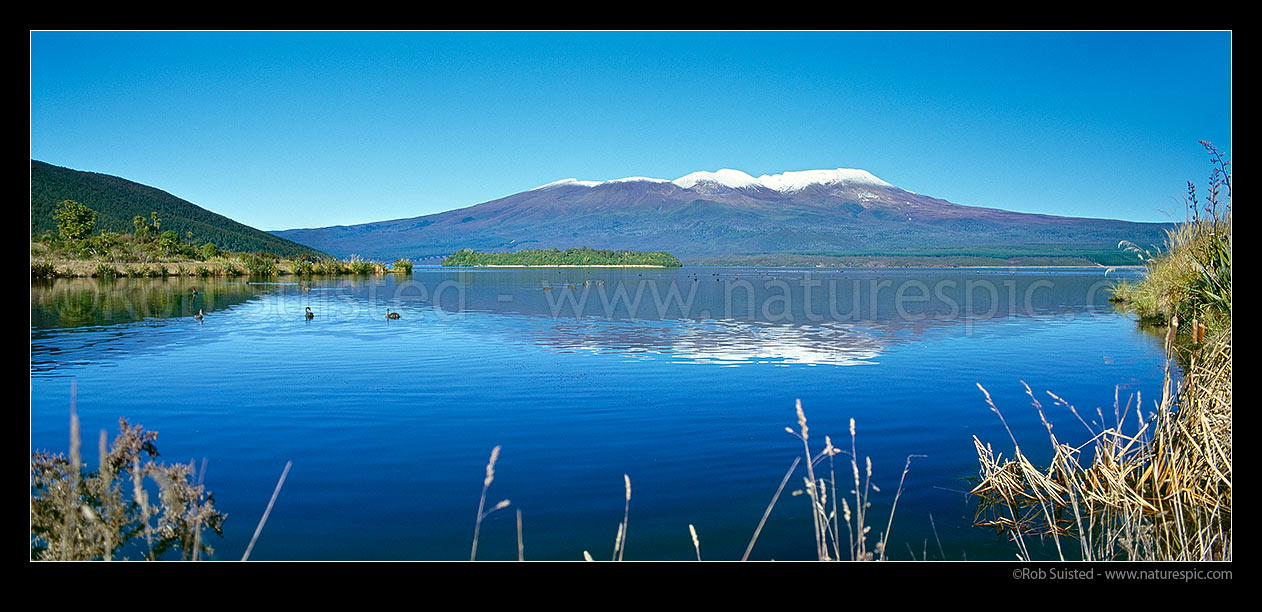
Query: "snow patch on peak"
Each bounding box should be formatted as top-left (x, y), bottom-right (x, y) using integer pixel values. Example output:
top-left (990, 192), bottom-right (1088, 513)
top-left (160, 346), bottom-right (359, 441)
top-left (607, 176), bottom-right (672, 185)
top-left (757, 168), bottom-right (892, 191)
top-left (672, 169), bottom-right (760, 190)
top-left (530, 178), bottom-right (601, 191)
top-left (531, 167), bottom-right (894, 193)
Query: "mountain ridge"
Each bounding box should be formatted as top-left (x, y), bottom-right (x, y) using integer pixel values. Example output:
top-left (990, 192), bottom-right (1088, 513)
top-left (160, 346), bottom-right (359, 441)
top-left (273, 167), bottom-right (1172, 265)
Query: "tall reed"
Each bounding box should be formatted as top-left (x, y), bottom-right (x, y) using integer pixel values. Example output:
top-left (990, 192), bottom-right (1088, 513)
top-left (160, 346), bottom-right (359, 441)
top-left (970, 329), bottom-right (1231, 560)
top-left (468, 401), bottom-right (915, 561)
top-left (470, 445), bottom-right (510, 561)
top-left (241, 461), bottom-right (292, 561)
top-left (613, 474), bottom-right (631, 561)
top-left (977, 141), bottom-right (1232, 561)
top-left (782, 400), bottom-right (918, 561)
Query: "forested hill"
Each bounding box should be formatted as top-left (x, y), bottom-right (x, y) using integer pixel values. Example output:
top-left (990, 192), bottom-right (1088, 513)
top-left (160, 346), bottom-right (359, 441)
top-left (30, 160), bottom-right (323, 257)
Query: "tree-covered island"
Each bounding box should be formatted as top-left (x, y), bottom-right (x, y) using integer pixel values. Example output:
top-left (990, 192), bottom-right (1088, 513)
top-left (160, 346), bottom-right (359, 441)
top-left (441, 247), bottom-right (682, 267)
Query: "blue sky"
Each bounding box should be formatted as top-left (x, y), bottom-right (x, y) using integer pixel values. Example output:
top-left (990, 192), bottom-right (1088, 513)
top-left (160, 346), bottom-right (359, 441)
top-left (30, 30), bottom-right (1231, 231)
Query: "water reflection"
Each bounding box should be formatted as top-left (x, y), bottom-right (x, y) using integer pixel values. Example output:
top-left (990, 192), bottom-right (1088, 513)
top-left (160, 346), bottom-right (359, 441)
top-left (428, 267), bottom-right (1136, 323)
top-left (30, 268), bottom-right (1146, 371)
top-left (422, 267), bottom-right (1141, 366)
top-left (28, 268), bottom-right (1170, 560)
top-left (30, 277), bottom-right (274, 375)
top-left (30, 276), bottom-right (267, 329)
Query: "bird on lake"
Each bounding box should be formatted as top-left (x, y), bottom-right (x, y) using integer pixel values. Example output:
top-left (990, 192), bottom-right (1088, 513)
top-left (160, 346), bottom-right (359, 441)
top-left (194, 309), bottom-right (204, 323)
top-left (305, 306), bottom-right (314, 320)
top-left (191, 288), bottom-right (199, 296)
top-left (386, 308), bottom-right (401, 320)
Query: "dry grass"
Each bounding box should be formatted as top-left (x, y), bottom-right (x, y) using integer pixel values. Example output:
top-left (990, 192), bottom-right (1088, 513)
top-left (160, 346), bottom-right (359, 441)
top-left (30, 390), bottom-right (302, 561)
top-left (776, 400), bottom-right (919, 561)
top-left (980, 141), bottom-right (1232, 561)
top-left (470, 445), bottom-right (510, 561)
top-left (970, 326), bottom-right (1231, 561)
top-left (613, 474), bottom-right (631, 561)
top-left (241, 461), bottom-right (292, 561)
top-left (478, 401), bottom-right (912, 561)
top-left (30, 398), bottom-right (226, 561)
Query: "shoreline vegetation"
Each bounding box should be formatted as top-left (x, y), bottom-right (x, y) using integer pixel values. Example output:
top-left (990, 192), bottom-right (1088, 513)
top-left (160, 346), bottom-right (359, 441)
top-left (460, 264), bottom-right (671, 268)
top-left (688, 251), bottom-right (1143, 268)
top-left (29, 147), bottom-right (1228, 563)
top-left (32, 396), bottom-right (909, 561)
top-left (30, 406), bottom-right (226, 561)
top-left (970, 142), bottom-right (1231, 561)
top-left (30, 255), bottom-right (414, 280)
top-left (440, 247), bottom-right (683, 268)
top-left (31, 202), bottom-right (416, 280)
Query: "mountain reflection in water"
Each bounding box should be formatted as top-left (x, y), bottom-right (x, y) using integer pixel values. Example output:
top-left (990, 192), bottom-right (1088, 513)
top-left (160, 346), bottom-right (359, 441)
top-left (29, 267), bottom-right (1167, 561)
top-left (31, 267), bottom-right (1143, 371)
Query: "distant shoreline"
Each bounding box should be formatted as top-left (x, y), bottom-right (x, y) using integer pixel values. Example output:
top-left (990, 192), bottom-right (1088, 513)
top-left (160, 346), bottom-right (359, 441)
top-left (419, 264), bottom-right (1147, 270)
top-left (452, 264), bottom-right (670, 268)
top-left (440, 247), bottom-right (683, 268)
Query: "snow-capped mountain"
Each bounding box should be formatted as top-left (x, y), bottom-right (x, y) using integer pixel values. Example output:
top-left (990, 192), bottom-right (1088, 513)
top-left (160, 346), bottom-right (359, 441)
top-left (533, 168), bottom-right (893, 192)
top-left (272, 167), bottom-right (1170, 264)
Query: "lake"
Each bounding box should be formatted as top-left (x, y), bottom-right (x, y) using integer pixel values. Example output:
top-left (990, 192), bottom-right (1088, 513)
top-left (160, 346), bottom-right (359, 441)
top-left (29, 266), bottom-right (1172, 561)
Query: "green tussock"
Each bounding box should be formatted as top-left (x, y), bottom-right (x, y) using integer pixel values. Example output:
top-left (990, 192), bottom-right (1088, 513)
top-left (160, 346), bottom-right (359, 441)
top-left (391, 258), bottom-right (414, 274)
top-left (1110, 141), bottom-right (1231, 343)
top-left (1111, 220), bottom-right (1231, 335)
top-left (973, 141), bottom-right (1232, 561)
top-left (346, 254), bottom-right (380, 275)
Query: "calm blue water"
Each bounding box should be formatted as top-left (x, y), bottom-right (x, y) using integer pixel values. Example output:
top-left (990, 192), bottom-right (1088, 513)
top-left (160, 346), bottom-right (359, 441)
top-left (29, 267), bottom-right (1171, 560)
